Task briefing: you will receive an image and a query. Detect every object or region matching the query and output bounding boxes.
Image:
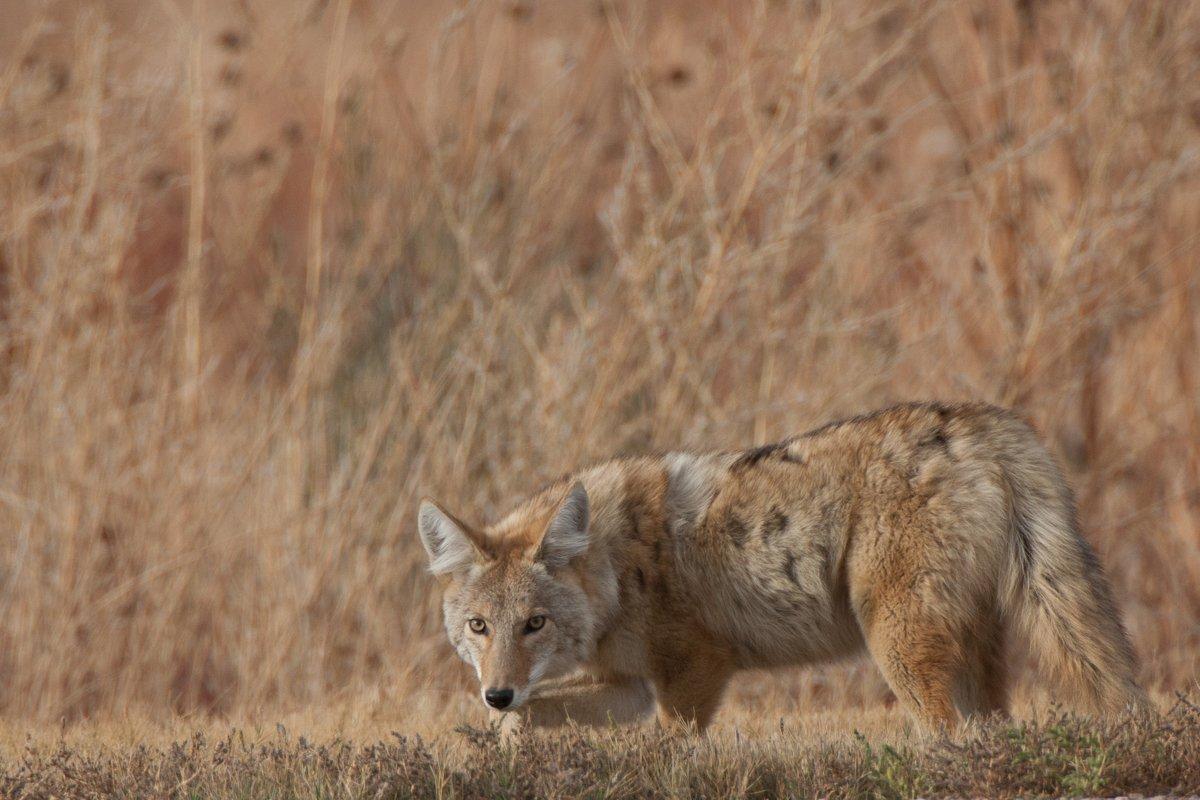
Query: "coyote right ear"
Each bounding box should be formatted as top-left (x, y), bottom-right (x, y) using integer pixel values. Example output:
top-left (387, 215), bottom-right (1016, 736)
top-left (532, 481), bottom-right (590, 568)
top-left (417, 499), bottom-right (489, 576)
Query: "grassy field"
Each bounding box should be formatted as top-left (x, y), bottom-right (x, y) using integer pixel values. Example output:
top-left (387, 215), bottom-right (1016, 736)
top-left (3, 699), bottom-right (1200, 798)
top-left (1, 0), bottom-right (1200, 796)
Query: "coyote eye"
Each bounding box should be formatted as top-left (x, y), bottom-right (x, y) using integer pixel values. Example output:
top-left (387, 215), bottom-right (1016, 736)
top-left (524, 615), bottom-right (546, 633)
top-left (468, 618), bottom-right (488, 635)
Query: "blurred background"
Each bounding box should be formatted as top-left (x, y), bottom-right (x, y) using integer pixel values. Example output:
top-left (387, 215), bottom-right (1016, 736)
top-left (0, 0), bottom-right (1197, 727)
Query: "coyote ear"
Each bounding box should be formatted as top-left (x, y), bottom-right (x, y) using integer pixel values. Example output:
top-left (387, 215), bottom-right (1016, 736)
top-left (417, 499), bottom-right (488, 575)
top-left (534, 481), bottom-right (590, 568)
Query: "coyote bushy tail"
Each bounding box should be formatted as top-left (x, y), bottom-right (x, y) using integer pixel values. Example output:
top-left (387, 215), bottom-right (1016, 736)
top-left (998, 426), bottom-right (1149, 714)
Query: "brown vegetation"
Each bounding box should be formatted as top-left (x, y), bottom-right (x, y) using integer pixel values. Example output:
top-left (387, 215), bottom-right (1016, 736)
top-left (0, 0), bottom-right (1198, 740)
top-left (4, 701), bottom-right (1200, 799)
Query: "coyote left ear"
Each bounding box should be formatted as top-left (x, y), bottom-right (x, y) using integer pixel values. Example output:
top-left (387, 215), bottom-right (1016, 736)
top-left (534, 481), bottom-right (590, 568)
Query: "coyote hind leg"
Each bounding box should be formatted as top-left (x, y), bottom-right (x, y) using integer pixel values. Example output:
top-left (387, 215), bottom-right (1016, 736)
top-left (861, 585), bottom-right (1010, 731)
top-left (861, 598), bottom-right (963, 733)
top-left (956, 610), bottom-right (1009, 719)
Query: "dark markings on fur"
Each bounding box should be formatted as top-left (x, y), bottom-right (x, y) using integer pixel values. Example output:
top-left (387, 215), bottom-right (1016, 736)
top-left (726, 514), bottom-right (749, 548)
top-left (1013, 511), bottom-right (1036, 577)
top-left (729, 441), bottom-right (787, 472)
top-left (622, 495), bottom-right (645, 543)
top-left (774, 590), bottom-right (821, 618)
top-left (807, 539), bottom-right (832, 583)
top-left (622, 468), bottom-right (670, 548)
top-left (635, 567), bottom-right (646, 592)
top-left (782, 549), bottom-right (799, 585)
top-left (760, 507), bottom-right (788, 543)
top-left (732, 442), bottom-right (786, 470)
top-left (917, 426), bottom-right (952, 458)
top-left (819, 502), bottom-right (840, 531)
top-left (653, 576), bottom-right (673, 603)
top-left (730, 441), bottom-right (804, 472)
top-left (738, 639), bottom-right (761, 661)
top-left (798, 591), bottom-right (822, 612)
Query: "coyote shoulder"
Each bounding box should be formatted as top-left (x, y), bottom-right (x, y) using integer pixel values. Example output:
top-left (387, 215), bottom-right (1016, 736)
top-left (418, 401), bottom-right (1147, 731)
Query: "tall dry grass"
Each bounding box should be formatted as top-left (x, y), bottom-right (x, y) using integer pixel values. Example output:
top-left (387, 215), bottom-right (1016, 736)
top-left (0, 0), bottom-right (1198, 727)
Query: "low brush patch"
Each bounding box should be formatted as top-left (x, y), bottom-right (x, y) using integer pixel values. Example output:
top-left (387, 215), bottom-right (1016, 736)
top-left (4, 699), bottom-right (1198, 799)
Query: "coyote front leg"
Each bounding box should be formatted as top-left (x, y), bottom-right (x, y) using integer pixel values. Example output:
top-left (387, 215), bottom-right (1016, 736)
top-left (652, 655), bottom-right (734, 733)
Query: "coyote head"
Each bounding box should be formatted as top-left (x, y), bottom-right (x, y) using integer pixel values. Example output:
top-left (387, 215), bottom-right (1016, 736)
top-left (417, 481), bottom-right (597, 712)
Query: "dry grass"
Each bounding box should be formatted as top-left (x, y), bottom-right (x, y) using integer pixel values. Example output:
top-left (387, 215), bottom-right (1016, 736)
top-left (1, 0), bottom-right (1199, 765)
top-left (3, 700), bottom-right (1200, 798)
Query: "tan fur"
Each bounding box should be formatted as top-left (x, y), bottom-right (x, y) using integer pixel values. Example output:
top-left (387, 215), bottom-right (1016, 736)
top-left (419, 402), bottom-right (1148, 733)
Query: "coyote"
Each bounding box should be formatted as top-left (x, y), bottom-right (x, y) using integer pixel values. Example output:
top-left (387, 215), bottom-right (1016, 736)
top-left (417, 402), bottom-right (1147, 732)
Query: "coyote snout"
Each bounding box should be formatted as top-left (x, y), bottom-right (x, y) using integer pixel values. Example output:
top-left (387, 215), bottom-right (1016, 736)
top-left (461, 609), bottom-right (555, 712)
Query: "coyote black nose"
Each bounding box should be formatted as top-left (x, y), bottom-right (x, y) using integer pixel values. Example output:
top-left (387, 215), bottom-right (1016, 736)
top-left (484, 688), bottom-right (514, 709)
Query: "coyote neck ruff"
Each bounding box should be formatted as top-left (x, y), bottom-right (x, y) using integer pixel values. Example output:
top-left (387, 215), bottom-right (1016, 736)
top-left (418, 401), bottom-right (1147, 732)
